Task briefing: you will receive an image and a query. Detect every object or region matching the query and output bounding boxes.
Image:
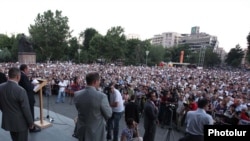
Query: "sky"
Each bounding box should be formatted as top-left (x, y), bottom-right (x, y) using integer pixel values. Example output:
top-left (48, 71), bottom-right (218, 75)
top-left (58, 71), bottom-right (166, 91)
top-left (0, 0), bottom-right (249, 52)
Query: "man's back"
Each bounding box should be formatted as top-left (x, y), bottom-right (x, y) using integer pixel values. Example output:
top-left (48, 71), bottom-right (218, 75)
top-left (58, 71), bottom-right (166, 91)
top-left (0, 81), bottom-right (33, 132)
top-left (125, 101), bottom-right (140, 123)
top-left (74, 86), bottom-right (112, 141)
top-left (185, 109), bottom-right (213, 136)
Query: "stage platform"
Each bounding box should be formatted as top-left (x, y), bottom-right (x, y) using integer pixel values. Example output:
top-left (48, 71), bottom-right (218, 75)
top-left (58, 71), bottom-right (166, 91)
top-left (0, 107), bottom-right (78, 141)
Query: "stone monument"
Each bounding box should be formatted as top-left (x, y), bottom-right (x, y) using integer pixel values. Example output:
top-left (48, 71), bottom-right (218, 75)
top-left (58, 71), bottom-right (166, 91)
top-left (18, 34), bottom-right (36, 64)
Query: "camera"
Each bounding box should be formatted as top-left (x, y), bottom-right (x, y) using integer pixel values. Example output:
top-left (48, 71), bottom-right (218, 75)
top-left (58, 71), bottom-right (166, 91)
top-left (166, 103), bottom-right (176, 110)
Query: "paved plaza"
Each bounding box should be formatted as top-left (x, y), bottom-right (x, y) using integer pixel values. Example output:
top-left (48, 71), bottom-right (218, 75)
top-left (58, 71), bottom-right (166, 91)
top-left (35, 94), bottom-right (185, 141)
top-left (0, 94), bottom-right (185, 141)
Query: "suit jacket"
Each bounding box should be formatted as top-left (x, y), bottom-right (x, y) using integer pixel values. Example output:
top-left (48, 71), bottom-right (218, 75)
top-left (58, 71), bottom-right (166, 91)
top-left (143, 100), bottom-right (158, 130)
top-left (125, 101), bottom-right (140, 123)
top-left (0, 72), bottom-right (7, 84)
top-left (0, 81), bottom-right (33, 132)
top-left (18, 72), bottom-right (35, 105)
top-left (74, 86), bottom-right (112, 141)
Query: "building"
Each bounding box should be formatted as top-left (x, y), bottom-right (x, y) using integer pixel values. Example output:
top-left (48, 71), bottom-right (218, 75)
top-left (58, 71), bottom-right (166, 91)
top-left (179, 26), bottom-right (219, 50)
top-left (151, 32), bottom-right (182, 48)
top-left (151, 26), bottom-right (219, 51)
top-left (126, 34), bottom-right (141, 40)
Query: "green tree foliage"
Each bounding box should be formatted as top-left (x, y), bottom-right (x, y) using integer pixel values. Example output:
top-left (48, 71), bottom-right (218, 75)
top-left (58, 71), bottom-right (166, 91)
top-left (246, 32), bottom-right (250, 62)
top-left (89, 34), bottom-right (105, 63)
top-left (187, 52), bottom-right (199, 64)
top-left (204, 48), bottom-right (221, 67)
top-left (80, 28), bottom-right (98, 50)
top-left (126, 39), bottom-right (143, 65)
top-left (29, 10), bottom-right (71, 61)
top-left (148, 45), bottom-right (165, 66)
top-left (103, 26), bottom-right (127, 62)
top-left (67, 37), bottom-right (79, 62)
top-left (247, 32), bottom-right (250, 51)
top-left (0, 48), bottom-right (11, 62)
top-left (167, 44), bottom-right (190, 63)
top-left (0, 34), bottom-right (12, 49)
top-left (225, 44), bottom-right (244, 67)
top-left (163, 48), bottom-right (172, 63)
top-left (0, 34), bottom-right (18, 62)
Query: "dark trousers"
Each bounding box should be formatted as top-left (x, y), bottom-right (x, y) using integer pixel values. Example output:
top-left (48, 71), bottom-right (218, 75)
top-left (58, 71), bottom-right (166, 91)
top-left (107, 112), bottom-right (123, 141)
top-left (10, 130), bottom-right (28, 141)
top-left (29, 103), bottom-right (35, 120)
top-left (179, 133), bottom-right (203, 141)
top-left (143, 123), bottom-right (156, 141)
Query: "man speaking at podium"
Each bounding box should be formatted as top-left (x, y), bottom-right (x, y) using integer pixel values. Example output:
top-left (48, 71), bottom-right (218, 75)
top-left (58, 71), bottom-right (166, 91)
top-left (19, 64), bottom-right (41, 133)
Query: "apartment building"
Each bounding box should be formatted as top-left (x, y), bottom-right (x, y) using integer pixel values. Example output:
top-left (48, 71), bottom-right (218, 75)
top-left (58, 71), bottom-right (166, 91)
top-left (126, 34), bottom-right (141, 40)
top-left (151, 26), bottom-right (219, 50)
top-left (151, 32), bottom-right (182, 48)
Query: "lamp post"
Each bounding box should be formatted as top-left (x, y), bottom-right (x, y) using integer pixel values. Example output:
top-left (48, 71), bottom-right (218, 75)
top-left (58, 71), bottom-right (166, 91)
top-left (77, 48), bottom-right (81, 64)
top-left (145, 50), bottom-right (149, 66)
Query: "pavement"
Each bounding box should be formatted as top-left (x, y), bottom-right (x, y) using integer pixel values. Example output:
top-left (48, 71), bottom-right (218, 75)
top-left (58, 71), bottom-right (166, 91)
top-left (0, 94), bottom-right (185, 141)
top-left (35, 94), bottom-right (185, 141)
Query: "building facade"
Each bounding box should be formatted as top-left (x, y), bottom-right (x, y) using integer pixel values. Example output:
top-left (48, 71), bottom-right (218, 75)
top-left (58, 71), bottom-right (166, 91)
top-left (179, 26), bottom-right (219, 50)
top-left (151, 26), bottom-right (219, 50)
top-left (151, 32), bottom-right (182, 48)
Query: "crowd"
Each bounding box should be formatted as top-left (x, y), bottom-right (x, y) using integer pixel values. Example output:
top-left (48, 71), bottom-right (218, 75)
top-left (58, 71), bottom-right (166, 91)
top-left (1, 62), bottom-right (250, 141)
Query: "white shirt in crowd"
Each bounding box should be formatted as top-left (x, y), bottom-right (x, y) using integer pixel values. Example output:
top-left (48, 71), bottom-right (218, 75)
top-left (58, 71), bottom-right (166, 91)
top-left (110, 88), bottom-right (124, 113)
top-left (58, 80), bottom-right (67, 92)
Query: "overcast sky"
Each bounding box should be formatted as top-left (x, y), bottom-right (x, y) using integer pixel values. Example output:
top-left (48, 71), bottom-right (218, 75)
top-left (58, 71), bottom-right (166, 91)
top-left (0, 0), bottom-right (249, 52)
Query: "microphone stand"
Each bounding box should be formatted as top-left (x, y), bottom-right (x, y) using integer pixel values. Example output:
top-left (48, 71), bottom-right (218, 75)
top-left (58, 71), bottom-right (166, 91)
top-left (46, 80), bottom-right (54, 122)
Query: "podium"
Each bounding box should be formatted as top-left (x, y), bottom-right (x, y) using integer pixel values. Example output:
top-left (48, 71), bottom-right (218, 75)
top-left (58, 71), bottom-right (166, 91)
top-left (33, 79), bottom-right (52, 128)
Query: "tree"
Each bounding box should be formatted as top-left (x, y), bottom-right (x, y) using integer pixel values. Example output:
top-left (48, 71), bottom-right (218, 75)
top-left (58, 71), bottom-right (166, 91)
top-left (0, 34), bottom-right (18, 62)
top-left (125, 39), bottom-right (142, 65)
top-left (167, 44), bottom-right (190, 63)
top-left (0, 48), bottom-right (11, 62)
top-left (67, 37), bottom-right (79, 62)
top-left (148, 45), bottom-right (165, 66)
top-left (247, 32), bottom-right (250, 51)
top-left (246, 32), bottom-right (250, 62)
top-left (103, 26), bottom-right (127, 62)
top-left (0, 34), bottom-right (13, 50)
top-left (29, 10), bottom-right (71, 61)
top-left (80, 28), bottom-right (98, 51)
top-left (203, 48), bottom-right (221, 67)
top-left (225, 44), bottom-right (244, 67)
top-left (89, 34), bottom-right (105, 63)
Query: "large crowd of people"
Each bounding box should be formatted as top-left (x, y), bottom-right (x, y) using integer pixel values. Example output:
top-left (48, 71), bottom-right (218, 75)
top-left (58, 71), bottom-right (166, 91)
top-left (1, 62), bottom-right (250, 141)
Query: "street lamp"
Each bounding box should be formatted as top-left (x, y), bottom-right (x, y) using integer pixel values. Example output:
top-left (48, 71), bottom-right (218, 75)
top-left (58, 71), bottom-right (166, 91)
top-left (145, 50), bottom-right (149, 66)
top-left (77, 48), bottom-right (81, 64)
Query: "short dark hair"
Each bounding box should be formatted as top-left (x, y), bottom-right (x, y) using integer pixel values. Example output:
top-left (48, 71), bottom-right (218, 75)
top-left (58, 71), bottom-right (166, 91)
top-left (8, 67), bottom-right (21, 79)
top-left (130, 95), bottom-right (135, 101)
top-left (147, 91), bottom-right (156, 99)
top-left (197, 98), bottom-right (209, 108)
top-left (126, 118), bottom-right (134, 127)
top-left (19, 64), bottom-right (28, 71)
top-left (86, 72), bottom-right (100, 85)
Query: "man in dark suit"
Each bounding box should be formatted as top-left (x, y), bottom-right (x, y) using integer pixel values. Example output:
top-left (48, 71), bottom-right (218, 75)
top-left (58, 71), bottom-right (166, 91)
top-left (0, 71), bottom-right (7, 84)
top-left (143, 91), bottom-right (159, 141)
top-left (18, 64), bottom-right (41, 132)
top-left (0, 67), bottom-right (34, 141)
top-left (125, 95), bottom-right (140, 124)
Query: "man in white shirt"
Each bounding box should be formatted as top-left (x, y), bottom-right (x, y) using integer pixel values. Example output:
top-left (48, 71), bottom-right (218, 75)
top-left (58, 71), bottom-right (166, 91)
top-left (56, 77), bottom-right (67, 103)
top-left (107, 82), bottom-right (124, 141)
top-left (179, 98), bottom-right (213, 141)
